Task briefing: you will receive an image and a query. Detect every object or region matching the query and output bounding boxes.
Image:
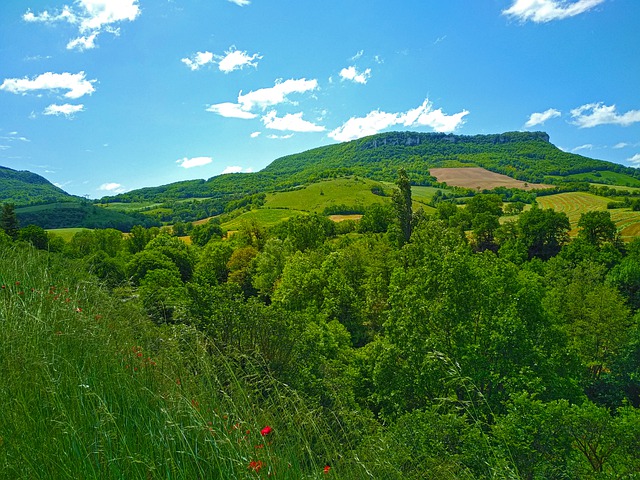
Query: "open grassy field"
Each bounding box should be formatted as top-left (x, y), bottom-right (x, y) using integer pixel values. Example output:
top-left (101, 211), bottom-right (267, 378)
top-left (47, 227), bottom-right (90, 241)
top-left (221, 208), bottom-right (306, 230)
top-left (264, 177), bottom-right (389, 213)
top-left (537, 192), bottom-right (640, 239)
top-left (552, 170), bottom-right (640, 188)
top-left (430, 167), bottom-right (552, 191)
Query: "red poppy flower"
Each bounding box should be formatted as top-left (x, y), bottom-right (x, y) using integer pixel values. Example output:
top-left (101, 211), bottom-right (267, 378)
top-left (260, 425), bottom-right (272, 436)
top-left (248, 460), bottom-right (264, 472)
top-left (324, 465), bottom-right (331, 474)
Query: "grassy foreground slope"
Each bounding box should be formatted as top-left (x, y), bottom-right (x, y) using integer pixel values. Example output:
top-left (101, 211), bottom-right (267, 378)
top-left (0, 244), bottom-right (368, 479)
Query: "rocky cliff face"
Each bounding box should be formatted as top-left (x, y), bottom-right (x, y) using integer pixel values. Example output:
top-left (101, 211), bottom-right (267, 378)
top-left (356, 131), bottom-right (550, 150)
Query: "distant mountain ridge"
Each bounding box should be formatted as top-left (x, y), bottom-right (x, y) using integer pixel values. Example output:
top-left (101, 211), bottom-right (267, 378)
top-left (0, 165), bottom-right (78, 206)
top-left (105, 130), bottom-right (615, 204)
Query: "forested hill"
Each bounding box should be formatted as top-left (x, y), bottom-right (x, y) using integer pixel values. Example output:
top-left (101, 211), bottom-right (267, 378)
top-left (103, 130), bottom-right (633, 204)
top-left (0, 165), bottom-right (79, 206)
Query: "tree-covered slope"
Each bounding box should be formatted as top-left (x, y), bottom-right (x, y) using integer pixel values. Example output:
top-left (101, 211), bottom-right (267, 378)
top-left (0, 165), bottom-right (79, 206)
top-left (104, 131), bottom-right (633, 204)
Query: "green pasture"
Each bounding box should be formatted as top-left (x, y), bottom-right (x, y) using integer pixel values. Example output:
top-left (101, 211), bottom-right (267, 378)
top-left (548, 170), bottom-right (640, 188)
top-left (264, 177), bottom-right (390, 213)
top-left (221, 208), bottom-right (307, 230)
top-left (46, 227), bottom-right (90, 241)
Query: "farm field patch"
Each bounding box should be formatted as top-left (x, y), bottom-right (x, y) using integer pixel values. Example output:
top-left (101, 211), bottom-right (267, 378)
top-left (430, 167), bottom-right (552, 191)
top-left (537, 192), bottom-right (640, 239)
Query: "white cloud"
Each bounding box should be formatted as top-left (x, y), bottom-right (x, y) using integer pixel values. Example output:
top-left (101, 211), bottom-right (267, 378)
top-left (628, 154), bottom-right (640, 166)
top-left (176, 156), bottom-right (213, 169)
top-left (329, 99), bottom-right (468, 142)
top-left (43, 103), bottom-right (85, 117)
top-left (400, 100), bottom-right (470, 132)
top-left (0, 72), bottom-right (96, 99)
top-left (351, 50), bottom-right (364, 61)
top-left (570, 103), bottom-right (640, 128)
top-left (217, 48), bottom-right (261, 73)
top-left (503, 0), bottom-right (605, 22)
top-left (614, 142), bottom-right (628, 149)
top-left (524, 108), bottom-right (561, 127)
top-left (339, 66), bottom-right (372, 85)
top-left (267, 134), bottom-right (294, 140)
top-left (99, 182), bottom-right (124, 192)
top-left (66, 32), bottom-right (99, 51)
top-left (181, 51), bottom-right (215, 71)
top-left (261, 110), bottom-right (325, 132)
top-left (24, 0), bottom-right (140, 51)
top-left (206, 102), bottom-right (257, 119)
top-left (221, 165), bottom-right (253, 174)
top-left (250, 131), bottom-right (261, 138)
top-left (228, 0), bottom-right (250, 5)
top-left (571, 144), bottom-right (593, 152)
top-left (238, 78), bottom-right (318, 111)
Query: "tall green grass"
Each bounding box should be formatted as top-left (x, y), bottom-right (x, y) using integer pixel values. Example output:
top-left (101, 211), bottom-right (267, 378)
top-left (0, 244), bottom-right (373, 479)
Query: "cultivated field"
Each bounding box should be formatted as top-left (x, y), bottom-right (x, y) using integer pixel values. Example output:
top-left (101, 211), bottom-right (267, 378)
top-left (537, 192), bottom-right (640, 240)
top-left (430, 167), bottom-right (552, 191)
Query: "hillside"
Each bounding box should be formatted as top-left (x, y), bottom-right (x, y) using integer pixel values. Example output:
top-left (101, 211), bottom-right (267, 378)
top-left (0, 165), bottom-right (79, 206)
top-left (103, 131), bottom-right (635, 206)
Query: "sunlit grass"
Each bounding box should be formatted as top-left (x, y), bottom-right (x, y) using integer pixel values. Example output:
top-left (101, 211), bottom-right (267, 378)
top-left (0, 244), bottom-right (371, 479)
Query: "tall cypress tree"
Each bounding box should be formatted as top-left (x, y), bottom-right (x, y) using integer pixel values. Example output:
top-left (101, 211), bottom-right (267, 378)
top-left (392, 168), bottom-right (412, 246)
top-left (1, 203), bottom-right (19, 240)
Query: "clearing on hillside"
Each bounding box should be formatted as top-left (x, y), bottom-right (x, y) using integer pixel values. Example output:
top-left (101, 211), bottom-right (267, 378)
top-left (430, 167), bottom-right (552, 191)
top-left (537, 192), bottom-right (640, 240)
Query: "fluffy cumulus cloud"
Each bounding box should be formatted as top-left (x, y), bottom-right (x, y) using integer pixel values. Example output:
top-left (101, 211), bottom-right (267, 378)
top-left (570, 103), bottom-right (640, 128)
top-left (176, 157), bottom-right (213, 169)
top-left (182, 47), bottom-right (261, 73)
top-left (628, 154), bottom-right (640, 166)
top-left (503, 0), bottom-right (605, 22)
top-left (238, 78), bottom-right (318, 111)
top-left (43, 103), bottom-right (85, 117)
top-left (329, 99), bottom-right (469, 142)
top-left (181, 51), bottom-right (215, 71)
top-left (206, 102), bottom-right (257, 119)
top-left (339, 66), bottom-right (372, 84)
top-left (261, 111), bottom-right (325, 132)
top-left (525, 108), bottom-right (561, 127)
top-left (218, 48), bottom-right (262, 73)
top-left (208, 78), bottom-right (318, 120)
top-left (99, 182), bottom-right (125, 193)
top-left (0, 72), bottom-right (96, 99)
top-left (24, 0), bottom-right (140, 50)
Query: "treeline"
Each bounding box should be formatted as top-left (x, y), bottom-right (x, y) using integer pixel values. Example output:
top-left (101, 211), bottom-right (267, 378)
top-left (3, 174), bottom-right (640, 477)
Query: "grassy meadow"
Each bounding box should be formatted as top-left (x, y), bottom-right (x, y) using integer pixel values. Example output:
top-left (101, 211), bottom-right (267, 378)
top-left (0, 244), bottom-right (371, 479)
top-left (264, 177), bottom-right (390, 212)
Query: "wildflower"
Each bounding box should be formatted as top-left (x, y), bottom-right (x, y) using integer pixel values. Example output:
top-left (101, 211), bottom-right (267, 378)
top-left (260, 425), bottom-right (273, 436)
top-left (248, 460), bottom-right (264, 472)
top-left (15, 281), bottom-right (20, 286)
top-left (75, 307), bottom-right (82, 313)
top-left (1, 285), bottom-right (5, 289)
top-left (324, 465), bottom-right (331, 474)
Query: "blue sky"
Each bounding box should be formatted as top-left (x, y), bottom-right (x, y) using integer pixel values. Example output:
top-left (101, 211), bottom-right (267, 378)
top-left (1, 0), bottom-right (639, 198)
